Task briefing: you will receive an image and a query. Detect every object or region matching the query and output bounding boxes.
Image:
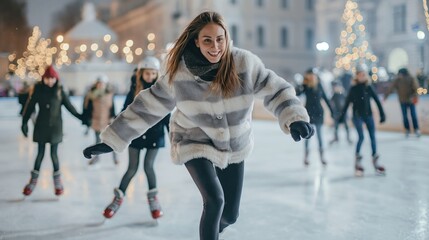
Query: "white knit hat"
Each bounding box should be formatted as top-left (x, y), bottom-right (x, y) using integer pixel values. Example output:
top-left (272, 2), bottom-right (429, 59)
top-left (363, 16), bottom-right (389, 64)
top-left (138, 56), bottom-right (160, 70)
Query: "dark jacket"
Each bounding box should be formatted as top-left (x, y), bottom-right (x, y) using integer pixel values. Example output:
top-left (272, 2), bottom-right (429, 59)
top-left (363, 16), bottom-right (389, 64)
top-left (296, 83), bottom-right (333, 125)
top-left (22, 82), bottom-right (81, 144)
top-left (331, 92), bottom-right (347, 122)
top-left (340, 83), bottom-right (385, 120)
top-left (123, 77), bottom-right (170, 150)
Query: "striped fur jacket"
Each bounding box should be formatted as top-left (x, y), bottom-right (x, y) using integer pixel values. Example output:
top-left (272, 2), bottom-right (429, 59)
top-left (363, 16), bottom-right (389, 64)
top-left (101, 47), bottom-right (309, 169)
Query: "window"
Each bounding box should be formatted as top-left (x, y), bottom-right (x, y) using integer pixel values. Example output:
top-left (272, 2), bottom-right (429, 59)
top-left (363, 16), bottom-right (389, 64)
top-left (281, 27), bottom-right (288, 48)
top-left (305, 28), bottom-right (314, 50)
top-left (393, 4), bottom-right (406, 33)
top-left (257, 26), bottom-right (265, 47)
top-left (306, 0), bottom-right (314, 10)
top-left (281, 0), bottom-right (288, 9)
top-left (256, 0), bottom-right (263, 7)
top-left (230, 25), bottom-right (238, 46)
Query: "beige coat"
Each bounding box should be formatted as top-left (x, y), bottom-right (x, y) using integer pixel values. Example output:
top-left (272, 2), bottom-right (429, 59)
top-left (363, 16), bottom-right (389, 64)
top-left (90, 92), bottom-right (114, 132)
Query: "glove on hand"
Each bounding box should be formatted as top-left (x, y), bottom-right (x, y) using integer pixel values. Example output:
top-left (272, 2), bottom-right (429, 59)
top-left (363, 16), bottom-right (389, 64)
top-left (21, 123), bottom-right (28, 137)
top-left (83, 143), bottom-right (113, 159)
top-left (289, 121), bottom-right (314, 142)
top-left (379, 114), bottom-right (386, 123)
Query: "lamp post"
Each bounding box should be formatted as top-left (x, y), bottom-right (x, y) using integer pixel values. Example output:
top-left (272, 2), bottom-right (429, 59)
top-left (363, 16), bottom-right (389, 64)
top-left (417, 30), bottom-right (426, 73)
top-left (316, 41), bottom-right (330, 69)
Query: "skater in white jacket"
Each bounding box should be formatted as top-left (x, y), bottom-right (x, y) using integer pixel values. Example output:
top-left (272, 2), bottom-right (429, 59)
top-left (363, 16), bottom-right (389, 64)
top-left (84, 11), bottom-right (313, 240)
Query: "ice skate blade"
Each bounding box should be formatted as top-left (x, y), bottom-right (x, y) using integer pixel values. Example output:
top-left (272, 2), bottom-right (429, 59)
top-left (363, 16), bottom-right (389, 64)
top-left (375, 170), bottom-right (386, 176)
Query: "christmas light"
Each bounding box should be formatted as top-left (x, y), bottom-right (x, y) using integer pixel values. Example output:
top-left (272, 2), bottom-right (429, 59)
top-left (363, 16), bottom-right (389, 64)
top-left (335, 0), bottom-right (379, 80)
top-left (423, 0), bottom-right (429, 31)
top-left (15, 26), bottom-right (56, 80)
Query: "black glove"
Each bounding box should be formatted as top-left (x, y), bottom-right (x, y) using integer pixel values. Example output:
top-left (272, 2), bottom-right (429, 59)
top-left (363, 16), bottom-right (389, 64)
top-left (379, 114), bottom-right (386, 123)
top-left (289, 121), bottom-right (314, 142)
top-left (21, 123), bottom-right (28, 137)
top-left (83, 143), bottom-right (113, 159)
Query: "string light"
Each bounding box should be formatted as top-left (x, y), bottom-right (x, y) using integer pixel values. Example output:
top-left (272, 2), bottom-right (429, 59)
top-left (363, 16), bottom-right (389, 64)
top-left (423, 0), bottom-right (429, 31)
top-left (15, 26), bottom-right (56, 80)
top-left (335, 0), bottom-right (379, 80)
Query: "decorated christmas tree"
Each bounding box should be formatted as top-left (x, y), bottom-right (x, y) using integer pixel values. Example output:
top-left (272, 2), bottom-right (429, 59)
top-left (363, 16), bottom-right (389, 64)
top-left (14, 26), bottom-right (57, 80)
top-left (335, 0), bottom-right (379, 81)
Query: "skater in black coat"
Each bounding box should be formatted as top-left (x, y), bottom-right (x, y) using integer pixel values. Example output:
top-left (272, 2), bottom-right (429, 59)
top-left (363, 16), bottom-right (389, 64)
top-left (21, 65), bottom-right (82, 196)
top-left (296, 68), bottom-right (334, 166)
top-left (102, 56), bottom-right (170, 220)
top-left (338, 65), bottom-right (386, 176)
top-left (329, 81), bottom-right (352, 145)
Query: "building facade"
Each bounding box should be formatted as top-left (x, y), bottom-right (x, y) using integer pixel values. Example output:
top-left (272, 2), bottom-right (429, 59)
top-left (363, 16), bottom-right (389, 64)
top-left (315, 0), bottom-right (429, 76)
top-left (106, 0), bottom-right (317, 80)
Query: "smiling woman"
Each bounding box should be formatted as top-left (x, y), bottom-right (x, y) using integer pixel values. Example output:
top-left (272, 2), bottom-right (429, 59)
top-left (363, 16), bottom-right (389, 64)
top-left (195, 23), bottom-right (226, 63)
top-left (83, 11), bottom-right (314, 240)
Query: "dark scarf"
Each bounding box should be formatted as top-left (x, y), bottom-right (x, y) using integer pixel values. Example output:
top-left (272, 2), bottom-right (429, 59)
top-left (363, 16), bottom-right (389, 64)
top-left (183, 43), bottom-right (220, 81)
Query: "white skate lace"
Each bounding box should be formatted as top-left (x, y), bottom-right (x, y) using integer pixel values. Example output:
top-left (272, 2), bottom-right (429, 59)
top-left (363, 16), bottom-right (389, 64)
top-left (108, 197), bottom-right (122, 211)
top-left (54, 176), bottom-right (63, 189)
top-left (148, 197), bottom-right (161, 211)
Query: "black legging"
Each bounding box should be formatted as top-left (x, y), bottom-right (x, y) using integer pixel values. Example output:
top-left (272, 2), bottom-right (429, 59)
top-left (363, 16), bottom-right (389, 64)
top-left (33, 143), bottom-right (59, 172)
top-left (185, 158), bottom-right (244, 240)
top-left (119, 147), bottom-right (159, 193)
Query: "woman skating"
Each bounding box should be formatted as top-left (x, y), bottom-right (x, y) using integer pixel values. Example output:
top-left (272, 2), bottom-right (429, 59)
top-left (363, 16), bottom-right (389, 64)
top-left (84, 11), bottom-right (313, 240)
top-left (21, 65), bottom-right (82, 196)
top-left (339, 65), bottom-right (386, 177)
top-left (103, 56), bottom-right (170, 220)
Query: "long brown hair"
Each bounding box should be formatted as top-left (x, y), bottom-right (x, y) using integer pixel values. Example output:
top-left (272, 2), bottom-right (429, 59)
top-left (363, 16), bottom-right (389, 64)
top-left (134, 69), bottom-right (159, 97)
top-left (165, 11), bottom-right (240, 97)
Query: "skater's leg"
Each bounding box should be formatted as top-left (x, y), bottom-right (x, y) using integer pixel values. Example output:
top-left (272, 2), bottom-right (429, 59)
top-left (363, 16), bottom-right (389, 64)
top-left (215, 161), bottom-right (244, 233)
top-left (185, 158), bottom-right (224, 240)
top-left (364, 116), bottom-right (377, 157)
top-left (352, 116), bottom-right (364, 155)
top-left (344, 120), bottom-right (352, 143)
top-left (50, 143), bottom-right (63, 195)
top-left (143, 148), bottom-right (159, 190)
top-left (33, 143), bottom-right (46, 171)
top-left (50, 143), bottom-right (60, 172)
top-left (23, 143), bottom-right (45, 196)
top-left (400, 103), bottom-right (410, 135)
top-left (118, 147), bottom-right (140, 193)
top-left (95, 131), bottom-right (101, 143)
top-left (314, 124), bottom-right (326, 165)
top-left (88, 131), bottom-right (102, 165)
top-left (143, 148), bottom-right (163, 219)
top-left (329, 121), bottom-right (339, 145)
top-left (104, 147), bottom-right (139, 218)
top-left (304, 137), bottom-right (310, 165)
top-left (409, 103), bottom-right (420, 134)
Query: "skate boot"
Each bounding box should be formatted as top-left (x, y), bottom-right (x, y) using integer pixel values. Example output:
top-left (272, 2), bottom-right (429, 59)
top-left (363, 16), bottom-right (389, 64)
top-left (103, 188), bottom-right (124, 219)
top-left (354, 155), bottom-right (364, 177)
top-left (372, 154), bottom-right (385, 175)
top-left (303, 150), bottom-right (309, 167)
top-left (53, 171), bottom-right (64, 196)
top-left (415, 130), bottom-right (421, 138)
top-left (23, 170), bottom-right (39, 196)
top-left (405, 130), bottom-right (410, 138)
top-left (319, 149), bottom-right (327, 166)
top-left (147, 189), bottom-right (163, 219)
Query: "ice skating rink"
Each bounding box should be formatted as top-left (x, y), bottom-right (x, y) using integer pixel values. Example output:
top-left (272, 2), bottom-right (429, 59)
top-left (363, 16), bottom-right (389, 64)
top-left (0, 97), bottom-right (428, 240)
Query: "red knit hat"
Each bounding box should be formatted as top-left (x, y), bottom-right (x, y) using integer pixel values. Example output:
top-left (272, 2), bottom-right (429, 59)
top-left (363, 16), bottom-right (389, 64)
top-left (42, 65), bottom-right (59, 80)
